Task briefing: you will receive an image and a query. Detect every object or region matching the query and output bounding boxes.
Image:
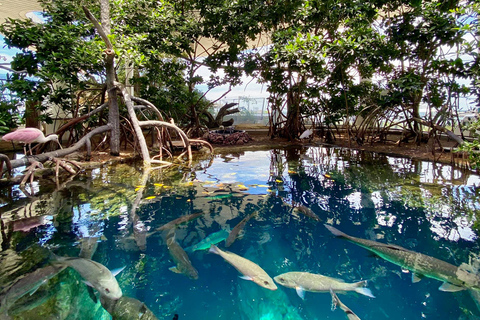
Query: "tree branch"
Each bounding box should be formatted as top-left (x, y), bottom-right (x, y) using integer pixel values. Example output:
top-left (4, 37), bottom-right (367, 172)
top-left (412, 117), bottom-right (464, 145)
top-left (82, 6), bottom-right (113, 50)
top-left (7, 125), bottom-right (112, 171)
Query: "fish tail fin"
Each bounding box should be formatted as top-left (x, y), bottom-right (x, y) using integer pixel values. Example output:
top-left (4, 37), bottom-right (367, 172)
top-left (209, 244), bottom-right (220, 255)
top-left (324, 224), bottom-right (347, 238)
top-left (353, 281), bottom-right (375, 298)
top-left (0, 296), bottom-right (8, 316)
top-left (48, 251), bottom-right (63, 263)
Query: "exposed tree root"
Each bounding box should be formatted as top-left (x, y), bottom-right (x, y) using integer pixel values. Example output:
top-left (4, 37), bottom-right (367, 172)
top-left (0, 154), bottom-right (12, 178)
top-left (20, 159), bottom-right (44, 187)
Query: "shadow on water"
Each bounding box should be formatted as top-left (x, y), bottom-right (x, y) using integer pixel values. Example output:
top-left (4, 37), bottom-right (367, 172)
top-left (1, 146), bottom-right (480, 319)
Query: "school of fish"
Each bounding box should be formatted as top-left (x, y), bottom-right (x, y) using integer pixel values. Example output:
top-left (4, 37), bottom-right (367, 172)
top-left (2, 179), bottom-right (480, 320)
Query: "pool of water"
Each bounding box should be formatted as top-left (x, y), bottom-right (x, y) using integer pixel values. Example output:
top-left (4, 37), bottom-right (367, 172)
top-left (1, 146), bottom-right (480, 319)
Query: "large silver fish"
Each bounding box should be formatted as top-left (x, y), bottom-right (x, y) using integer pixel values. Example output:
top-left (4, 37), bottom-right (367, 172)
top-left (325, 224), bottom-right (480, 292)
top-left (164, 230), bottom-right (199, 280)
top-left (330, 288), bottom-right (361, 320)
top-left (54, 257), bottom-right (124, 300)
top-left (273, 271), bottom-right (374, 299)
top-left (0, 264), bottom-right (66, 315)
top-left (209, 244), bottom-right (277, 290)
top-left (225, 211), bottom-right (257, 247)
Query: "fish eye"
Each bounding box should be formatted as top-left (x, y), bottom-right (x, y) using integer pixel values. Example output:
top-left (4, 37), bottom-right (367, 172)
top-left (105, 288), bottom-right (110, 293)
top-left (264, 281), bottom-right (269, 285)
top-left (278, 278), bottom-right (285, 282)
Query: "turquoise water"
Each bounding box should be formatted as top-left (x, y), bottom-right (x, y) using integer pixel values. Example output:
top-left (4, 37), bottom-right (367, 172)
top-left (1, 146), bottom-right (480, 319)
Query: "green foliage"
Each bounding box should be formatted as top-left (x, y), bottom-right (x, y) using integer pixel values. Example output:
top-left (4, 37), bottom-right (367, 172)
top-left (0, 0), bottom-right (477, 143)
top-left (0, 0), bottom-right (226, 127)
top-left (0, 0), bottom-right (104, 121)
top-left (456, 119), bottom-right (480, 169)
top-left (0, 100), bottom-right (19, 134)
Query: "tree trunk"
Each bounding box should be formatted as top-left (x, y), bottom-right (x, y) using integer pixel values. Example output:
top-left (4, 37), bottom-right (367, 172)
top-left (99, 0), bottom-right (120, 156)
top-left (282, 76), bottom-right (303, 140)
top-left (202, 103), bottom-right (239, 128)
top-left (412, 94), bottom-right (423, 145)
top-left (117, 84), bottom-right (151, 163)
top-left (25, 100), bottom-right (40, 129)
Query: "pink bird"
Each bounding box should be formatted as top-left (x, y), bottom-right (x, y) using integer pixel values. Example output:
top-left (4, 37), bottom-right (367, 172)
top-left (2, 127), bottom-right (62, 155)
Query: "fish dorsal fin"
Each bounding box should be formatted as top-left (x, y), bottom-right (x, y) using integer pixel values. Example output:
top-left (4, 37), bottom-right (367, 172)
top-left (29, 279), bottom-right (48, 296)
top-left (372, 243), bottom-right (411, 252)
top-left (438, 282), bottom-right (465, 292)
top-left (111, 266), bottom-right (126, 277)
top-left (82, 280), bottom-right (94, 287)
top-left (412, 273), bottom-right (422, 283)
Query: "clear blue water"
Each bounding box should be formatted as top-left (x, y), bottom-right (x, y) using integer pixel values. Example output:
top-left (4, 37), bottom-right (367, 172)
top-left (1, 146), bottom-right (480, 319)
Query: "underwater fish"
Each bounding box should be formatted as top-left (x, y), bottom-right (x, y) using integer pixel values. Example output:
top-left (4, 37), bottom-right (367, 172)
top-left (164, 230), bottom-right (199, 280)
top-left (53, 256), bottom-right (124, 300)
top-left (324, 224), bottom-right (480, 292)
top-left (273, 271), bottom-right (374, 300)
top-left (184, 229), bottom-right (230, 252)
top-left (209, 244), bottom-right (277, 291)
top-left (0, 264), bottom-right (66, 315)
top-left (100, 295), bottom-right (159, 320)
top-left (12, 215), bottom-right (50, 232)
top-left (155, 212), bottom-right (204, 232)
top-left (78, 236), bottom-right (105, 259)
top-left (225, 211), bottom-right (258, 247)
top-left (205, 193), bottom-right (233, 200)
top-left (292, 205), bottom-right (321, 222)
top-left (330, 288), bottom-right (361, 320)
top-left (4, 287), bottom-right (54, 317)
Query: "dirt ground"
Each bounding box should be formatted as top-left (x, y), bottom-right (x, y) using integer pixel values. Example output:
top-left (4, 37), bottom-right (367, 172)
top-left (0, 126), bottom-right (471, 168)
top-left (211, 127), bottom-right (471, 169)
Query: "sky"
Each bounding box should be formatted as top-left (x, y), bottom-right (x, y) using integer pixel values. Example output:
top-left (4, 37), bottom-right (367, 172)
top-left (195, 66), bottom-right (269, 102)
top-left (0, 35), bottom-right (20, 77)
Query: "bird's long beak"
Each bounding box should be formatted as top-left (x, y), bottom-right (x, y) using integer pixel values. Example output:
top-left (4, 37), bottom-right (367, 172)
top-left (57, 141), bottom-right (63, 150)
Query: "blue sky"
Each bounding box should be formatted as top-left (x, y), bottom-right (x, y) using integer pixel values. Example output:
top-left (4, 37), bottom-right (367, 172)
top-left (0, 35), bottom-right (21, 78)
